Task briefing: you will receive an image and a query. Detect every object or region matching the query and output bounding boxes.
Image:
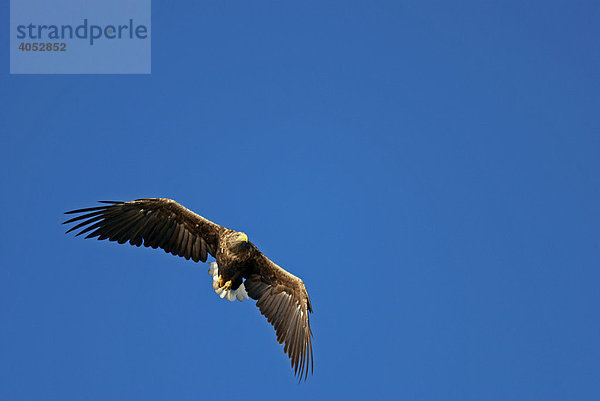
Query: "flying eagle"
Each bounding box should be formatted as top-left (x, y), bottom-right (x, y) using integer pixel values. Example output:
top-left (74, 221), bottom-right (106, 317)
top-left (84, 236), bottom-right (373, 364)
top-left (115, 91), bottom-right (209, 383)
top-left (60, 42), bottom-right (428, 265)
top-left (63, 198), bottom-right (313, 380)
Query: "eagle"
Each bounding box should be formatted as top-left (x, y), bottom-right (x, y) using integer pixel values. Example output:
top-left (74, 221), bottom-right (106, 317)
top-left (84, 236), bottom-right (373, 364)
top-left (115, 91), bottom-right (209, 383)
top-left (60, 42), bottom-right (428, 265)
top-left (63, 198), bottom-right (313, 380)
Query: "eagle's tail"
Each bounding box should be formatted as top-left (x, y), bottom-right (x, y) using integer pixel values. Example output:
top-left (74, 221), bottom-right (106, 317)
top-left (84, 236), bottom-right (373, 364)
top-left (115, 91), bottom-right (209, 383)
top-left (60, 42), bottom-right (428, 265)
top-left (208, 262), bottom-right (248, 302)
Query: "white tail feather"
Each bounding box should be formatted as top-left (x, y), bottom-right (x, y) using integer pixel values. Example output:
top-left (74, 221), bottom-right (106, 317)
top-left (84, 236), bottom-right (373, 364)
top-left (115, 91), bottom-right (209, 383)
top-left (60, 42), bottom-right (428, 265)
top-left (207, 262), bottom-right (248, 302)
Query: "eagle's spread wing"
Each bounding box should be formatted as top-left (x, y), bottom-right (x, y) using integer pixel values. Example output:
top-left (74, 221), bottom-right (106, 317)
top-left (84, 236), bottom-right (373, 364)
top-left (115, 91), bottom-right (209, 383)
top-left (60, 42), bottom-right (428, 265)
top-left (64, 198), bottom-right (314, 380)
top-left (245, 253), bottom-right (313, 381)
top-left (63, 198), bottom-right (223, 262)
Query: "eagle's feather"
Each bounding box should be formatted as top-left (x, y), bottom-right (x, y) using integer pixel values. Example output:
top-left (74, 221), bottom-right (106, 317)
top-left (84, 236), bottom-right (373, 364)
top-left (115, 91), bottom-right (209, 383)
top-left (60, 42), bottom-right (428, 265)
top-left (64, 198), bottom-right (313, 380)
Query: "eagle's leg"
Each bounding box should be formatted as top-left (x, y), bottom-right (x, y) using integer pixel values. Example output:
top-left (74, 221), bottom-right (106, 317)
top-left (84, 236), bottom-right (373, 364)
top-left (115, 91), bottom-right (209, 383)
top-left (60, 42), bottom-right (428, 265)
top-left (217, 270), bottom-right (243, 291)
top-left (209, 262), bottom-right (248, 301)
top-left (217, 277), bottom-right (232, 290)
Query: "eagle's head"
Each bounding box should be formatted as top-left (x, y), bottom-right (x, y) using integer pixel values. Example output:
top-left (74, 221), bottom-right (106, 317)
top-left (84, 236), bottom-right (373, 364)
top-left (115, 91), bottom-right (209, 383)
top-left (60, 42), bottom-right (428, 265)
top-left (235, 232), bottom-right (249, 243)
top-left (228, 231), bottom-right (252, 253)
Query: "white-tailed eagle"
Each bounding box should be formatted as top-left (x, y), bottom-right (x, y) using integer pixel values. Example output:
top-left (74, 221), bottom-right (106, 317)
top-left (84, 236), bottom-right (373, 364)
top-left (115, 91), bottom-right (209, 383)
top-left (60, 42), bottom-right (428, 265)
top-left (64, 198), bottom-right (313, 380)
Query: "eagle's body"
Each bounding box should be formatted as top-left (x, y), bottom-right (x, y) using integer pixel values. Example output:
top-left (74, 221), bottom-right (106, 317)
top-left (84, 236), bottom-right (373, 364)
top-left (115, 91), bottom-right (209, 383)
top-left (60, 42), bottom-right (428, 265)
top-left (64, 198), bottom-right (313, 380)
top-left (214, 231), bottom-right (255, 290)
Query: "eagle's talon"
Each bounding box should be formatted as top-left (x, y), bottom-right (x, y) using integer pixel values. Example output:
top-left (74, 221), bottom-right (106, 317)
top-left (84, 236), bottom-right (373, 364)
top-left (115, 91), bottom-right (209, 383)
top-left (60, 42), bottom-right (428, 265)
top-left (216, 276), bottom-right (232, 291)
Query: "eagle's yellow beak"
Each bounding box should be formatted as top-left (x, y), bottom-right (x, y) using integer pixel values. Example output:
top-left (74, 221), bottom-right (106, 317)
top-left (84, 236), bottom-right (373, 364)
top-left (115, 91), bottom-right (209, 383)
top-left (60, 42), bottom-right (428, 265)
top-left (237, 232), bottom-right (248, 242)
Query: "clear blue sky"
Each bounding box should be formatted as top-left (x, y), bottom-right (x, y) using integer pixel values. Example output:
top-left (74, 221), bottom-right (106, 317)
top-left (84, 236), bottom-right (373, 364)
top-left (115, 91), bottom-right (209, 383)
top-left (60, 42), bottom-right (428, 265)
top-left (1, 1), bottom-right (599, 400)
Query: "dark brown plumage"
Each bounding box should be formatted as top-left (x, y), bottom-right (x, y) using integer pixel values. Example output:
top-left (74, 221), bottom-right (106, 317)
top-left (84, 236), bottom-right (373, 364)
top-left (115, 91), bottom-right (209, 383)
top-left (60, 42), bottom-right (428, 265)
top-left (64, 198), bottom-right (313, 380)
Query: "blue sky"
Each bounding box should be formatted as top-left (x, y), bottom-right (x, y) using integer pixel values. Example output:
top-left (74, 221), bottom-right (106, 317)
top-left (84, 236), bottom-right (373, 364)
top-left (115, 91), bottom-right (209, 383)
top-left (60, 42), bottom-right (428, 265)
top-left (1, 1), bottom-right (599, 400)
